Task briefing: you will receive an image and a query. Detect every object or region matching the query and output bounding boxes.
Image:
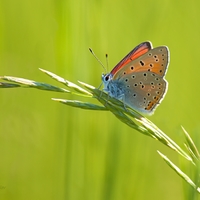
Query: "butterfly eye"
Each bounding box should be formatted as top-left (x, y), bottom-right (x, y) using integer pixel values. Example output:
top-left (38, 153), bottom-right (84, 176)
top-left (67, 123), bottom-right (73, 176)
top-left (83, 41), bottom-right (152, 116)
top-left (105, 76), bottom-right (109, 81)
top-left (103, 74), bottom-right (112, 82)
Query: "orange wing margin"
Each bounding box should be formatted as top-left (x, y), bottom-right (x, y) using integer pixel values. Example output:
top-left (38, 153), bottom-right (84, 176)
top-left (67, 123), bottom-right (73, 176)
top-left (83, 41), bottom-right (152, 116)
top-left (110, 41), bottom-right (152, 75)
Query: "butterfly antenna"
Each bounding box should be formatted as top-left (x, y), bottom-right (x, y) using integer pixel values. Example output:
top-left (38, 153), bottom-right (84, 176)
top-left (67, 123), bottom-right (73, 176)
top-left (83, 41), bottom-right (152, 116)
top-left (105, 53), bottom-right (109, 72)
top-left (89, 48), bottom-right (107, 73)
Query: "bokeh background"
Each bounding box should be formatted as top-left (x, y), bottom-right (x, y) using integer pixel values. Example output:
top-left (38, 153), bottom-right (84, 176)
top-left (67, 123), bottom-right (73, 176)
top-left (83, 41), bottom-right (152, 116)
top-left (0, 0), bottom-right (200, 200)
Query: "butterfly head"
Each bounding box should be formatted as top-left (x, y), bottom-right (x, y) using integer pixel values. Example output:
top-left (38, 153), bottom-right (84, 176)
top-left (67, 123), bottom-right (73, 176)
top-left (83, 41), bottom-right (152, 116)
top-left (102, 73), bottom-right (113, 88)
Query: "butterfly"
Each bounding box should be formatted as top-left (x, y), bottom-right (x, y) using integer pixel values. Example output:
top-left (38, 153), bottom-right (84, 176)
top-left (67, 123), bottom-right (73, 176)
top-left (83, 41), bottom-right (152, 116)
top-left (102, 41), bottom-right (169, 115)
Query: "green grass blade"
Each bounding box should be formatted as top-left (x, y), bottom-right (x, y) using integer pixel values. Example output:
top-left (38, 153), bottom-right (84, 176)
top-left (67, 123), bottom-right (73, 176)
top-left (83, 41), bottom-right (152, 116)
top-left (0, 82), bottom-right (21, 88)
top-left (40, 68), bottom-right (92, 97)
top-left (158, 151), bottom-right (200, 193)
top-left (52, 98), bottom-right (108, 110)
top-left (79, 80), bottom-right (193, 162)
top-left (139, 118), bottom-right (193, 162)
top-left (0, 71), bottom-right (194, 166)
top-left (0, 76), bottom-right (69, 92)
top-left (182, 126), bottom-right (200, 160)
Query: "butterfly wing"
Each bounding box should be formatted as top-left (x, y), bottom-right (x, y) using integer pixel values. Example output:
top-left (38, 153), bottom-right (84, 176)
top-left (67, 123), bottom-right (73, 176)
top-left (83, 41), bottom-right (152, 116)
top-left (112, 46), bottom-right (169, 79)
top-left (120, 71), bottom-right (168, 114)
top-left (112, 45), bottom-right (169, 114)
top-left (110, 41), bottom-right (152, 75)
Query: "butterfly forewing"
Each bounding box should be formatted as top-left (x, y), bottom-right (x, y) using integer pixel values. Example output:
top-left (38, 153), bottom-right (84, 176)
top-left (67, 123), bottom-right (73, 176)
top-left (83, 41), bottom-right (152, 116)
top-left (112, 46), bottom-right (169, 80)
top-left (110, 41), bottom-right (152, 75)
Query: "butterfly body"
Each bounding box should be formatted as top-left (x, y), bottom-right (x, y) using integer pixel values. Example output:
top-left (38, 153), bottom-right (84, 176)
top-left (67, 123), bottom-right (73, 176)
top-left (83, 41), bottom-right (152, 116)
top-left (102, 41), bottom-right (169, 115)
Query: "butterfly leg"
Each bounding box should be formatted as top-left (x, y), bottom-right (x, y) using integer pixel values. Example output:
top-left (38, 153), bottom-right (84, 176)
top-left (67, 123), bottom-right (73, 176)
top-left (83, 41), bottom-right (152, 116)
top-left (96, 83), bottom-right (111, 109)
top-left (97, 82), bottom-right (103, 90)
top-left (120, 94), bottom-right (129, 111)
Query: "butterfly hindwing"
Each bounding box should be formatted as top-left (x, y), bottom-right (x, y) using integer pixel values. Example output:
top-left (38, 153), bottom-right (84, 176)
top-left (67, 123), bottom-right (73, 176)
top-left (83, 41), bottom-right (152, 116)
top-left (119, 71), bottom-right (168, 113)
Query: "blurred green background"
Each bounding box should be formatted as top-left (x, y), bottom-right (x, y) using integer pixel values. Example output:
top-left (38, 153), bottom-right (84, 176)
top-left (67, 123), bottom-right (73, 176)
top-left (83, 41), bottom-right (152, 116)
top-left (0, 0), bottom-right (200, 199)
